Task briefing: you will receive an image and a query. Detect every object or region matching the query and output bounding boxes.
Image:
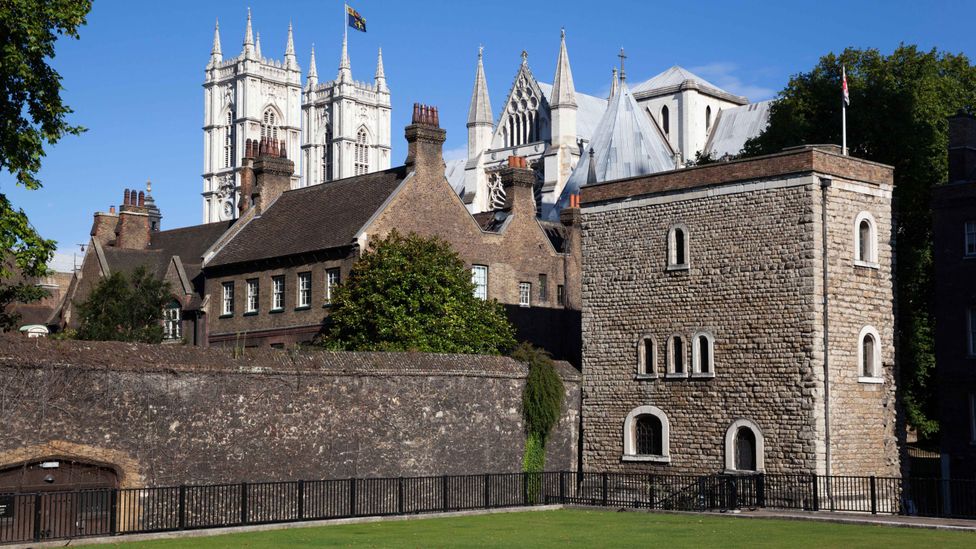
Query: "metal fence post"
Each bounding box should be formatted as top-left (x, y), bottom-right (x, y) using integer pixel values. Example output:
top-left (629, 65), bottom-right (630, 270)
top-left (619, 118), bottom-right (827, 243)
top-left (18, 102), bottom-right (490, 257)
top-left (442, 475), bottom-right (449, 512)
top-left (32, 493), bottom-right (42, 542)
top-left (602, 473), bottom-right (609, 507)
top-left (522, 472), bottom-right (528, 506)
top-left (109, 489), bottom-right (119, 535)
top-left (811, 475), bottom-right (820, 512)
top-left (349, 478), bottom-right (357, 518)
top-left (729, 476), bottom-right (738, 510)
top-left (698, 476), bottom-right (707, 510)
top-left (397, 477), bottom-right (404, 515)
top-left (483, 474), bottom-right (490, 509)
top-left (649, 475), bottom-right (656, 509)
top-left (178, 485), bottom-right (187, 530)
top-left (240, 482), bottom-right (248, 525)
top-left (297, 480), bottom-right (305, 521)
top-left (559, 471), bottom-right (566, 504)
top-left (757, 474), bottom-right (766, 508)
top-left (870, 476), bottom-right (878, 515)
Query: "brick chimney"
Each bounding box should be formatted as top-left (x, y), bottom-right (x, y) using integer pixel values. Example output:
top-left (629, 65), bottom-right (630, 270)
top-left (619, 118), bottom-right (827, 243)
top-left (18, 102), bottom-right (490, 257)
top-left (404, 103), bottom-right (447, 177)
top-left (239, 138), bottom-right (257, 216)
top-left (251, 137), bottom-right (294, 214)
top-left (949, 111), bottom-right (976, 183)
top-left (115, 188), bottom-right (151, 249)
top-left (90, 205), bottom-right (119, 246)
top-left (498, 155), bottom-right (536, 213)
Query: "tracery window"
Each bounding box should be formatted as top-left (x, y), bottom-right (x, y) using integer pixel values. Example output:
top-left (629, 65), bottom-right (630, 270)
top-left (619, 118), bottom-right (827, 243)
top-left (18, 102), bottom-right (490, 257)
top-left (261, 109), bottom-right (279, 141)
top-left (355, 128), bottom-right (369, 175)
top-left (223, 111), bottom-right (234, 168)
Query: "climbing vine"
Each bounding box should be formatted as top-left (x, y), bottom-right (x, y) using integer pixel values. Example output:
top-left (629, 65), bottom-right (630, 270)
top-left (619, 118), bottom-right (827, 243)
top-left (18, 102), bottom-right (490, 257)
top-left (513, 342), bottom-right (564, 502)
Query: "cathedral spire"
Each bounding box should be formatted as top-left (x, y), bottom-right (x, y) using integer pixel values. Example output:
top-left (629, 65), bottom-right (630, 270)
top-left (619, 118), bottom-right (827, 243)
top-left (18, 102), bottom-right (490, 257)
top-left (609, 68), bottom-right (619, 99)
top-left (307, 44), bottom-right (318, 87)
top-left (209, 19), bottom-right (222, 67)
top-left (338, 32), bottom-right (351, 83)
top-left (255, 32), bottom-right (263, 59)
top-left (550, 28), bottom-right (577, 109)
top-left (467, 46), bottom-right (493, 127)
top-left (285, 22), bottom-right (298, 70)
top-left (374, 47), bottom-right (388, 92)
top-left (242, 8), bottom-right (255, 59)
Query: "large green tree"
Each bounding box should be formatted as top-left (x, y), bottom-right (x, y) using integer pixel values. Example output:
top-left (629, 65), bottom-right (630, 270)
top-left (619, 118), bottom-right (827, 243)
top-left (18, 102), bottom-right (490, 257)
top-left (742, 45), bottom-right (976, 439)
top-left (324, 231), bottom-right (516, 354)
top-left (0, 0), bottom-right (91, 330)
top-left (76, 267), bottom-right (172, 343)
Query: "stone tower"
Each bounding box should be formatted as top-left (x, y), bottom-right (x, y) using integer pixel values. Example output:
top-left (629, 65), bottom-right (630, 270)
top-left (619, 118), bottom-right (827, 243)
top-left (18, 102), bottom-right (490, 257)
top-left (202, 10), bottom-right (302, 223)
top-left (301, 34), bottom-right (392, 186)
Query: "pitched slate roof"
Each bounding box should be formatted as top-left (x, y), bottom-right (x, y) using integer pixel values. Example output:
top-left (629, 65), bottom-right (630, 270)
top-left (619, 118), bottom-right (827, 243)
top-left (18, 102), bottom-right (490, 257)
top-left (550, 80), bottom-right (676, 220)
top-left (444, 158), bottom-right (466, 196)
top-left (704, 100), bottom-right (772, 158)
top-left (149, 221), bottom-right (234, 263)
top-left (632, 65), bottom-right (747, 104)
top-left (207, 166), bottom-right (410, 268)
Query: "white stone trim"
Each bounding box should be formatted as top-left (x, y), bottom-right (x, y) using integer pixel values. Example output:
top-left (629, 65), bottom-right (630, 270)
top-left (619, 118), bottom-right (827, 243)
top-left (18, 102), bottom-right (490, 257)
top-left (853, 211), bottom-right (879, 268)
top-left (635, 335), bottom-right (658, 378)
top-left (667, 223), bottom-right (690, 270)
top-left (622, 405), bottom-right (671, 462)
top-left (691, 331), bottom-right (716, 377)
top-left (665, 334), bottom-right (688, 377)
top-left (724, 419), bottom-right (765, 473)
top-left (858, 325), bottom-right (883, 381)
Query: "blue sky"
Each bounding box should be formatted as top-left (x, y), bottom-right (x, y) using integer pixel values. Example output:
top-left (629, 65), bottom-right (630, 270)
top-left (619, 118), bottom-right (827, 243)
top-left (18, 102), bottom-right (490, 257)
top-left (2, 0), bottom-right (973, 270)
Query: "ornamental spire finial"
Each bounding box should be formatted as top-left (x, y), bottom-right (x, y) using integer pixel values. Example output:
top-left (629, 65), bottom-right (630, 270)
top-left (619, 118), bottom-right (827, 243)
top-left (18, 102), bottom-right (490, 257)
top-left (338, 32), bottom-right (351, 82)
top-left (211, 19), bottom-right (222, 58)
top-left (307, 44), bottom-right (318, 84)
top-left (242, 8), bottom-right (255, 58)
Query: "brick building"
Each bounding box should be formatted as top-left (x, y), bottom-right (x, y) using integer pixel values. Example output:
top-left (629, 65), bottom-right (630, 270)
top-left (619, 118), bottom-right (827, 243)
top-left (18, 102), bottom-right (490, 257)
top-left (201, 105), bottom-right (581, 358)
top-left (579, 145), bottom-right (899, 476)
top-left (933, 112), bottom-right (976, 479)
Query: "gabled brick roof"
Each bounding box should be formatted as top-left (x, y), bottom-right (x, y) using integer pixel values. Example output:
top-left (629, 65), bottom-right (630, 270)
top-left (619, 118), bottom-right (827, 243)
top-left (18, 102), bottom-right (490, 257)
top-left (207, 166), bottom-right (410, 268)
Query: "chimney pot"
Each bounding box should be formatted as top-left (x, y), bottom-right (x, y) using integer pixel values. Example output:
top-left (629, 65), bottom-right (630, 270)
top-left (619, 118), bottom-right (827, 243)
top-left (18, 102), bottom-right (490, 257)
top-left (279, 140), bottom-right (287, 158)
top-left (109, 205), bottom-right (116, 214)
top-left (138, 191), bottom-right (145, 207)
top-left (123, 189), bottom-right (130, 206)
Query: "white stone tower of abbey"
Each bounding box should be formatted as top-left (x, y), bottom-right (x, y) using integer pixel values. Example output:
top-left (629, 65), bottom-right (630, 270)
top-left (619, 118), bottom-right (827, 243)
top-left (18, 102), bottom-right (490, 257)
top-left (202, 10), bottom-right (391, 223)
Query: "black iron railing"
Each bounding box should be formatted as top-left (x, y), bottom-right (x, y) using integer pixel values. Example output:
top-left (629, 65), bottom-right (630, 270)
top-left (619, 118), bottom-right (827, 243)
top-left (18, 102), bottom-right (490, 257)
top-left (1, 472), bottom-right (974, 544)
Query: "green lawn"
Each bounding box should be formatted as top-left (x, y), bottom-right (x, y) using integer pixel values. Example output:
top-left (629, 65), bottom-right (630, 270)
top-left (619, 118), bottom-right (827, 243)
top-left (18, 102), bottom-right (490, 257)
top-left (96, 509), bottom-right (975, 548)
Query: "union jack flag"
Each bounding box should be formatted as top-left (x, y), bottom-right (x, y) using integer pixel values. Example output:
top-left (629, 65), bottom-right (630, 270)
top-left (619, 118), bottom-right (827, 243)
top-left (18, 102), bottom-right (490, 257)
top-left (842, 65), bottom-right (850, 106)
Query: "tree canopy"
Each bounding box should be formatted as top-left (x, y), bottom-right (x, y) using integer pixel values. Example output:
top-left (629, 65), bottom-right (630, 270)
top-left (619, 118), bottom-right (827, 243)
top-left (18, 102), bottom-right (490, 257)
top-left (0, 0), bottom-right (92, 330)
top-left (742, 45), bottom-right (976, 438)
top-left (323, 231), bottom-right (516, 354)
top-left (76, 267), bottom-right (172, 343)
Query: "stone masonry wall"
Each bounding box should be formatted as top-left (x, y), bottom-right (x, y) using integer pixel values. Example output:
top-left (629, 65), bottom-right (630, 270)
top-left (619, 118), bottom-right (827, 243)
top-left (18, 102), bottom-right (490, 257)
top-left (581, 179), bottom-right (821, 475)
top-left (0, 336), bottom-right (580, 487)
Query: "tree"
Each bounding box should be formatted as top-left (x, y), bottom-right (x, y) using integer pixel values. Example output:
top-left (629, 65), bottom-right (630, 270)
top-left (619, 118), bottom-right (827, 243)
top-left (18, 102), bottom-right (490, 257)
top-left (0, 1), bottom-right (92, 330)
top-left (76, 267), bottom-right (172, 343)
top-left (324, 231), bottom-right (516, 354)
top-left (742, 45), bottom-right (976, 439)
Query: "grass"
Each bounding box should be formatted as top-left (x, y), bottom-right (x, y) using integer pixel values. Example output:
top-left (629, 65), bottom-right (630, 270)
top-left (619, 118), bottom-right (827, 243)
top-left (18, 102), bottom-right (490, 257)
top-left (95, 509), bottom-right (976, 548)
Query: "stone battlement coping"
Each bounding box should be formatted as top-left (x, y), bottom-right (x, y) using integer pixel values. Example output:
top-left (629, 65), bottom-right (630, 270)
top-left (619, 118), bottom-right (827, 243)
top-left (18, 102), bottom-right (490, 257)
top-left (581, 146), bottom-right (894, 206)
top-left (0, 334), bottom-right (580, 381)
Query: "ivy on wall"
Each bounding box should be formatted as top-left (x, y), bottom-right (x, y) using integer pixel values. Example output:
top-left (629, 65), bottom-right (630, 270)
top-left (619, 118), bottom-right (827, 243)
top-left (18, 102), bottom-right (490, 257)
top-left (514, 342), bottom-right (565, 502)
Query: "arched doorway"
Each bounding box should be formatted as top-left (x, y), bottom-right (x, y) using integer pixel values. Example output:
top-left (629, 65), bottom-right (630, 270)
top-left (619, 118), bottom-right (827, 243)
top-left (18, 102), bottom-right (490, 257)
top-left (735, 427), bottom-right (757, 472)
top-left (0, 459), bottom-right (119, 540)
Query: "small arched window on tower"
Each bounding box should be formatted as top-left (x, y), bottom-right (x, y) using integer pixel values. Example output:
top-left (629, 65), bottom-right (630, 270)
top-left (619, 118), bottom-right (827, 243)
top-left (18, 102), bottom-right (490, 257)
top-left (705, 106), bottom-right (712, 131)
top-left (262, 109), bottom-right (279, 141)
top-left (667, 224), bottom-right (690, 270)
top-left (223, 111), bottom-right (234, 169)
top-left (323, 127), bottom-right (333, 183)
top-left (661, 105), bottom-right (670, 135)
top-left (858, 326), bottom-right (883, 382)
top-left (355, 128), bottom-right (370, 175)
top-left (637, 336), bottom-right (656, 377)
top-left (623, 405), bottom-right (670, 462)
top-left (667, 335), bottom-right (686, 377)
top-left (854, 212), bottom-right (878, 268)
top-left (692, 331), bottom-right (715, 377)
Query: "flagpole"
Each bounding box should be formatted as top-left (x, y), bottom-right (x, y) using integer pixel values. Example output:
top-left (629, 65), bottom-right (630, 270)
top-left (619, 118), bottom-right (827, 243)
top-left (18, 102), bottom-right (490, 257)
top-left (343, 3), bottom-right (347, 44)
top-left (842, 65), bottom-right (848, 156)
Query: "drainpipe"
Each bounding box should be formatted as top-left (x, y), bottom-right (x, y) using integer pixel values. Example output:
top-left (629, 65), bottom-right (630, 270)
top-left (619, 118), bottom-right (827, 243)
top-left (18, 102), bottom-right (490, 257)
top-left (820, 177), bottom-right (832, 478)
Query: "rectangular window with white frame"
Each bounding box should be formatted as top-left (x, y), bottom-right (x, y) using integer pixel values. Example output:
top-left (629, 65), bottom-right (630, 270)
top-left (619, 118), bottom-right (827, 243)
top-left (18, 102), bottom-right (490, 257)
top-left (246, 279), bottom-right (259, 313)
top-left (966, 221), bottom-right (976, 257)
top-left (297, 272), bottom-right (311, 308)
top-left (271, 275), bottom-right (285, 311)
top-left (325, 268), bottom-right (341, 304)
top-left (519, 282), bottom-right (531, 307)
top-left (221, 282), bottom-right (234, 316)
top-left (471, 265), bottom-right (488, 301)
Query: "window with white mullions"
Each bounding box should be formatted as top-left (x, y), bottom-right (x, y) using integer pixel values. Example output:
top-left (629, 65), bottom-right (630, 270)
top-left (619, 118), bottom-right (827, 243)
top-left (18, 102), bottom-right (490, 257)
top-left (163, 300), bottom-right (181, 340)
top-left (298, 272), bottom-right (311, 308)
top-left (246, 279), bottom-right (259, 313)
top-left (272, 275), bottom-right (285, 310)
top-left (221, 282), bottom-right (234, 315)
top-left (519, 282), bottom-right (531, 307)
top-left (471, 266), bottom-right (488, 300)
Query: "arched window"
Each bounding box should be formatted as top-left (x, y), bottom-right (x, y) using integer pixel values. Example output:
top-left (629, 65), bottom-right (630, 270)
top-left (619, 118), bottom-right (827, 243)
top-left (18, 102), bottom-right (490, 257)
top-left (223, 111), bottom-right (234, 169)
top-left (163, 300), bottom-right (181, 340)
top-left (261, 108), bottom-right (279, 141)
top-left (667, 335), bottom-right (686, 376)
top-left (692, 331), bottom-right (715, 376)
top-left (853, 212), bottom-right (878, 267)
top-left (354, 128), bottom-right (369, 175)
top-left (637, 336), bottom-right (656, 377)
top-left (705, 106), bottom-right (712, 131)
top-left (859, 325), bottom-right (882, 381)
top-left (661, 105), bottom-right (670, 135)
top-left (623, 405), bottom-right (670, 462)
top-left (724, 419), bottom-right (765, 472)
top-left (323, 127), bottom-right (333, 183)
top-left (667, 224), bottom-right (689, 270)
